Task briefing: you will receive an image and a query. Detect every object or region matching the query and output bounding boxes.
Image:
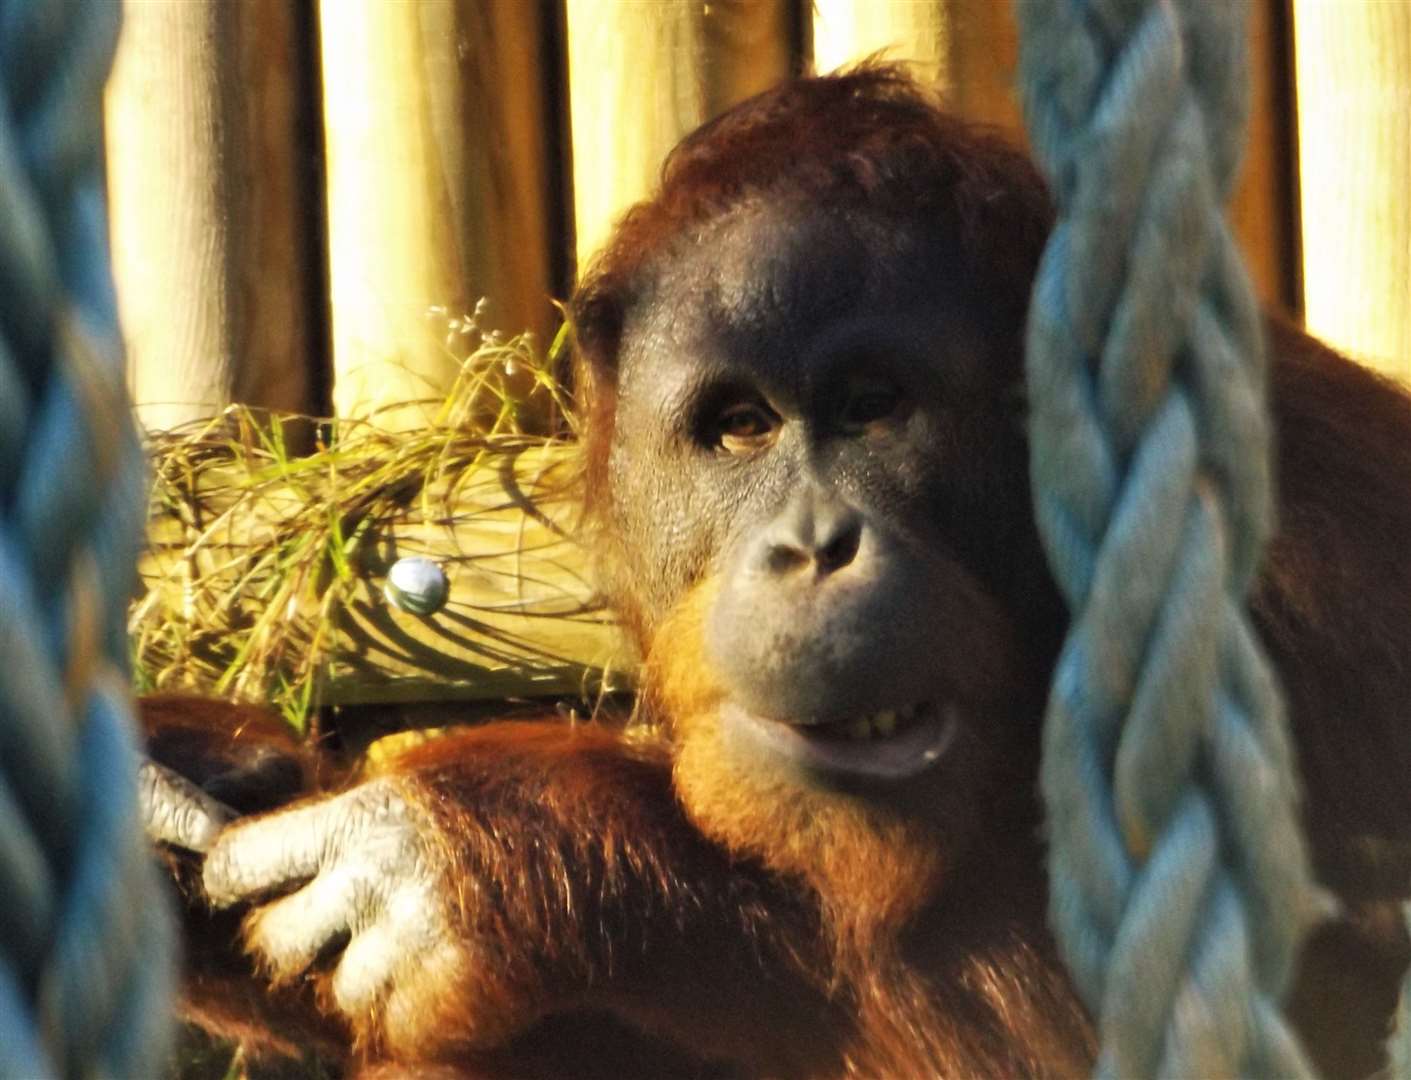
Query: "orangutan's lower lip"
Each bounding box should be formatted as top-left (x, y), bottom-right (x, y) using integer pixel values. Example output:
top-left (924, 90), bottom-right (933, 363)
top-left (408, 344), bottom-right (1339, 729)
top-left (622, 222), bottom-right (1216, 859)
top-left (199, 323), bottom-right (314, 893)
top-left (720, 700), bottom-right (960, 780)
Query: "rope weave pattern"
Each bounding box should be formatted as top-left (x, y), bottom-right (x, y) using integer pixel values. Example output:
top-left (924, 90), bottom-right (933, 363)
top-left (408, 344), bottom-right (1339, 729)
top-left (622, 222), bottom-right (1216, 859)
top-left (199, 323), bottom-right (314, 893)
top-left (0, 1), bottom-right (175, 1076)
top-left (1017, 1), bottom-right (1323, 1075)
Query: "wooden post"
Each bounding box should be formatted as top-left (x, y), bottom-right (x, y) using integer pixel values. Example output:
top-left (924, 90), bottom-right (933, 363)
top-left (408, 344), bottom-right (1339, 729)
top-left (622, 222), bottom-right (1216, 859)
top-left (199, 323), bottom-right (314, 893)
top-left (565, 0), bottom-right (796, 267)
top-left (1293, 1), bottom-right (1411, 377)
top-left (944, 5), bottom-right (1021, 132)
top-left (1228, 0), bottom-right (1298, 310)
top-left (106, 0), bottom-right (315, 433)
top-left (809, 3), bottom-right (1291, 308)
top-left (805, 4), bottom-right (1024, 142)
top-left (320, 0), bottom-right (557, 426)
top-left (811, 0), bottom-right (948, 85)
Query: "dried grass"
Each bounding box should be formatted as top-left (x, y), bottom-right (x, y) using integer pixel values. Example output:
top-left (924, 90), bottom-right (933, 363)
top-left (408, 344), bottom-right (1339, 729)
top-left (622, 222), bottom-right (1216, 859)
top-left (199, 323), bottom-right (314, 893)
top-left (130, 316), bottom-right (623, 731)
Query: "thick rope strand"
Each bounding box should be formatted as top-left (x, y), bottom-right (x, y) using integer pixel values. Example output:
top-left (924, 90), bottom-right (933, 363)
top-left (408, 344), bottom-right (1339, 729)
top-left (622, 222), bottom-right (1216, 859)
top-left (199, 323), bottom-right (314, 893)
top-left (1017, 1), bottom-right (1323, 1075)
top-left (0, 1), bottom-right (176, 1076)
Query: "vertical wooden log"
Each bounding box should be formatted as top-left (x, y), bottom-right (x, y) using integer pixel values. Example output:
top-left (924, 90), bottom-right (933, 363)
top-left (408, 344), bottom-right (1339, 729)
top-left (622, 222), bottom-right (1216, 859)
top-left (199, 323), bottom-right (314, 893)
top-left (1229, 0), bottom-right (1297, 309)
top-left (807, 2), bottom-right (1022, 130)
top-left (565, 0), bottom-right (795, 267)
top-left (946, 5), bottom-right (1021, 132)
top-left (806, 4), bottom-right (1025, 133)
top-left (1293, 1), bottom-right (1411, 376)
top-left (703, 0), bottom-right (798, 109)
top-left (320, 0), bottom-right (556, 426)
top-left (810, 0), bottom-right (948, 86)
top-left (806, 2), bottom-right (1291, 308)
top-left (106, 0), bottom-right (314, 432)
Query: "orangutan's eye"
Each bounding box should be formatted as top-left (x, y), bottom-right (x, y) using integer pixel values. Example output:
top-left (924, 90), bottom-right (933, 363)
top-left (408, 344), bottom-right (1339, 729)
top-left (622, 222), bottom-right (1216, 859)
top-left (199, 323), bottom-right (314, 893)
top-left (713, 401), bottom-right (780, 454)
top-left (840, 380), bottom-right (906, 429)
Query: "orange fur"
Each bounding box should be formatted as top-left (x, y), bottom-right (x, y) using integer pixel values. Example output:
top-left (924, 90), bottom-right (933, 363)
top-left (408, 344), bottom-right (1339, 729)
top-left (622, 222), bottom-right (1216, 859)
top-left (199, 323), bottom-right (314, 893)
top-left (643, 580), bottom-right (945, 955)
top-left (144, 67), bottom-right (1411, 1079)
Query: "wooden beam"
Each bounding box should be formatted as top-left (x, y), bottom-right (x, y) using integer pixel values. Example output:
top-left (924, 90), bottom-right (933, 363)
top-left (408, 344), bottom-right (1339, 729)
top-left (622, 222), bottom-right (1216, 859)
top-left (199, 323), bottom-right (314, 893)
top-left (329, 445), bottom-right (627, 704)
top-left (1293, 0), bottom-right (1411, 376)
top-left (106, 0), bottom-right (315, 432)
top-left (811, 0), bottom-right (948, 86)
top-left (945, 4), bottom-right (1022, 132)
top-left (565, 0), bottom-right (796, 267)
top-left (138, 439), bottom-right (629, 708)
top-left (320, 0), bottom-right (558, 425)
top-left (810, 2), bottom-right (1292, 308)
top-left (1229, 0), bottom-right (1298, 310)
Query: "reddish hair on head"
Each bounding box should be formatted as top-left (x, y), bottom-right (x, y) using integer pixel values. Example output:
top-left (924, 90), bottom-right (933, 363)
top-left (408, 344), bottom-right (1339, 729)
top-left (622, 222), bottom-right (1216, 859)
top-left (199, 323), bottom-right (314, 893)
top-left (572, 65), bottom-right (1051, 368)
top-left (571, 64), bottom-right (1052, 523)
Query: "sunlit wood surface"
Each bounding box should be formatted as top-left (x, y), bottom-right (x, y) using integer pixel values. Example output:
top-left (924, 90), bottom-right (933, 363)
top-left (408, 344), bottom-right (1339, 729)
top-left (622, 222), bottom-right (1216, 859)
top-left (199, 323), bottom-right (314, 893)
top-left (320, 0), bottom-right (557, 426)
top-left (566, 0), bottom-right (795, 267)
top-left (107, 0), bottom-right (314, 432)
top-left (1293, 0), bottom-right (1411, 378)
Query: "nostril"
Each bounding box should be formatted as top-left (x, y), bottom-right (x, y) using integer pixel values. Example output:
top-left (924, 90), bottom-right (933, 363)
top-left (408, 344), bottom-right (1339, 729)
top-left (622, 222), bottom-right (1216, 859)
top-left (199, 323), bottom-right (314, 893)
top-left (754, 494), bottom-right (864, 578)
top-left (816, 520), bottom-right (861, 574)
top-left (765, 543), bottom-right (811, 576)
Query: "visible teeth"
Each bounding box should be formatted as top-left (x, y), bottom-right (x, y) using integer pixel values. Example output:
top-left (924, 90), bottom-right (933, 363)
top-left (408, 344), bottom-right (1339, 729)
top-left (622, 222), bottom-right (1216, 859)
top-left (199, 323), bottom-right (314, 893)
top-left (824, 704), bottom-right (928, 740)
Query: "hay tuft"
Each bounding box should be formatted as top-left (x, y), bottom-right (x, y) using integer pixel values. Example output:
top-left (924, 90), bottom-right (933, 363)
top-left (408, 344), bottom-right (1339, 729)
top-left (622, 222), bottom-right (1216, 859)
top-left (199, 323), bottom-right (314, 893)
top-left (131, 318), bottom-right (627, 730)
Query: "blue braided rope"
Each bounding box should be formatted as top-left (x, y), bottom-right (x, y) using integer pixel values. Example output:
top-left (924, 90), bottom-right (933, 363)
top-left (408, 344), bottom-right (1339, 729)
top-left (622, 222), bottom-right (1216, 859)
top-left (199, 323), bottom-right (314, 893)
top-left (0, 1), bottom-right (175, 1076)
top-left (1017, 1), bottom-right (1324, 1075)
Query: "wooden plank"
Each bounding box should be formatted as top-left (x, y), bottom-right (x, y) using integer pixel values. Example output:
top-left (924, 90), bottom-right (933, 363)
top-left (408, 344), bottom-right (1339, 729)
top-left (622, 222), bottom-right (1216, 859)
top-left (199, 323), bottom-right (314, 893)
top-left (320, 0), bottom-right (557, 426)
top-left (565, 0), bottom-right (795, 266)
top-left (330, 443), bottom-right (629, 703)
top-left (106, 0), bottom-right (315, 432)
top-left (329, 445), bottom-right (629, 703)
top-left (1293, 0), bottom-right (1411, 377)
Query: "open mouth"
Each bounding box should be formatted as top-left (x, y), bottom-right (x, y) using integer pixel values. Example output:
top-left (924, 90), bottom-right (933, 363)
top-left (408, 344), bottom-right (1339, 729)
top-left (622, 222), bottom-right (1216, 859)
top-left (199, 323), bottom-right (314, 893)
top-left (807, 701), bottom-right (930, 741)
top-left (721, 699), bottom-right (961, 780)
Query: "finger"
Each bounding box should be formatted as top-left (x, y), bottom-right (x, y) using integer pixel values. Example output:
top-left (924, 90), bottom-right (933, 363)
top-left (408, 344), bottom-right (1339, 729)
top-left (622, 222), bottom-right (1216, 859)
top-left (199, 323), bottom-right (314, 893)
top-left (203, 797), bottom-right (345, 907)
top-left (330, 875), bottom-right (451, 1022)
top-left (203, 779), bottom-right (407, 907)
top-left (138, 760), bottom-right (235, 852)
top-left (245, 865), bottom-right (388, 978)
top-left (328, 922), bottom-right (400, 1014)
top-left (329, 888), bottom-right (450, 1015)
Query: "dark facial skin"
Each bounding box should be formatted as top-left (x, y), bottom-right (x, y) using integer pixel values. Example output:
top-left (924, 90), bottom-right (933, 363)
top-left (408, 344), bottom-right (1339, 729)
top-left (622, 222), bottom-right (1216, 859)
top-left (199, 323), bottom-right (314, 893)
top-left (607, 201), bottom-right (1059, 803)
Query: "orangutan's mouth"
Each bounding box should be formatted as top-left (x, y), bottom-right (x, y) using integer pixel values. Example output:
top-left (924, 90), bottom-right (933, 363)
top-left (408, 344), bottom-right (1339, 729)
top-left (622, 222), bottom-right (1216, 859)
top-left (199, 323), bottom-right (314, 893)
top-left (721, 700), bottom-right (960, 780)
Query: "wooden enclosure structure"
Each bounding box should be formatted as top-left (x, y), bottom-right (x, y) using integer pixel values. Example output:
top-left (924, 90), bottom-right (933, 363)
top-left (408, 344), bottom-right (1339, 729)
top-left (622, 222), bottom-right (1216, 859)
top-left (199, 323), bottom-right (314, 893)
top-left (108, 1), bottom-right (1411, 709)
top-left (111, 0), bottom-right (1390, 429)
top-left (1292, 1), bottom-right (1411, 374)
